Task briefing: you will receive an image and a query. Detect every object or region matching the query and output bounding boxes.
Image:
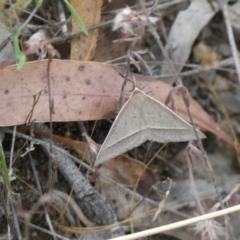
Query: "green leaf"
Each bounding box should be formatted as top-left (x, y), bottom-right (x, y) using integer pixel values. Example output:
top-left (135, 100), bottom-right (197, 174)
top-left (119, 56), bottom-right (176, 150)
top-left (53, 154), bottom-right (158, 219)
top-left (63, 0), bottom-right (88, 36)
top-left (0, 146), bottom-right (13, 192)
top-left (13, 32), bottom-right (26, 71)
top-left (9, 0), bottom-right (31, 11)
top-left (35, 0), bottom-right (43, 7)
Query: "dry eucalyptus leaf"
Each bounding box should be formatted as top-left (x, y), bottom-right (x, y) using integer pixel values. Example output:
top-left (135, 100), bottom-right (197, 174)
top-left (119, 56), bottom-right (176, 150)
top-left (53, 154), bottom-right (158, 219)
top-left (95, 88), bottom-right (205, 166)
top-left (161, 0), bottom-right (220, 83)
top-left (0, 1), bottom-right (6, 13)
top-left (0, 60), bottom-right (234, 146)
top-left (70, 0), bottom-right (102, 60)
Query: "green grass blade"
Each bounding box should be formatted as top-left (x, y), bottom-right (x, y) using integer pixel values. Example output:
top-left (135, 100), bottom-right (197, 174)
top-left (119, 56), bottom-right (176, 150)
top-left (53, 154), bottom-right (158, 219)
top-left (13, 31), bottom-right (26, 71)
top-left (8, 0), bottom-right (31, 11)
top-left (0, 146), bottom-right (13, 192)
top-left (63, 0), bottom-right (88, 36)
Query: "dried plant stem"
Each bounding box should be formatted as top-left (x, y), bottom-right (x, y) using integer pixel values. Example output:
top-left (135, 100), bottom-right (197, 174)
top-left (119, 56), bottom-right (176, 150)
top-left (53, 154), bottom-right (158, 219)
top-left (17, 1), bottom-right (42, 32)
top-left (23, 195), bottom-right (52, 240)
top-left (138, 0), bottom-right (180, 85)
top-left (28, 151), bottom-right (56, 240)
top-left (109, 204), bottom-right (240, 240)
top-left (119, 62), bottom-right (130, 111)
top-left (127, 144), bottom-right (166, 219)
top-left (155, 56), bottom-right (238, 79)
top-left (147, 20), bottom-right (181, 85)
top-left (0, 168), bottom-right (19, 239)
top-left (50, 20), bottom-right (113, 45)
top-left (47, 59), bottom-right (53, 154)
top-left (19, 219), bottom-right (70, 240)
top-left (219, 0), bottom-right (240, 86)
top-left (119, 39), bottom-right (138, 110)
top-left (187, 156), bottom-right (204, 215)
top-left (185, 104), bottom-right (233, 238)
top-left (46, 58), bottom-right (57, 192)
top-left (9, 126), bottom-right (16, 177)
top-left (142, 147), bottom-right (183, 174)
top-left (2, 128), bottom-right (18, 238)
top-left (10, 199), bottom-right (22, 240)
top-left (201, 74), bottom-right (240, 162)
top-left (0, 131), bottom-right (20, 239)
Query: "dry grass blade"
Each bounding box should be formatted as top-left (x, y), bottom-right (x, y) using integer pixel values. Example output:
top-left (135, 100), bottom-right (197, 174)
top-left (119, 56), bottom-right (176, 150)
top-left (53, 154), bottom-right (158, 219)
top-left (108, 204), bottom-right (240, 240)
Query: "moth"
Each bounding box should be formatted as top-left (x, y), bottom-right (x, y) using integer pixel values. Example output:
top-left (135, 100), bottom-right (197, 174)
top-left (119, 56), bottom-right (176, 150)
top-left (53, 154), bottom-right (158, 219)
top-left (95, 88), bottom-right (205, 166)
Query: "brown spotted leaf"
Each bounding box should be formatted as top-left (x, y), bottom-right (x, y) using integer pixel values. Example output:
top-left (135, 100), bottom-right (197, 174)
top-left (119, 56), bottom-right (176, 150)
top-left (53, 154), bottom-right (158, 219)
top-left (70, 0), bottom-right (102, 60)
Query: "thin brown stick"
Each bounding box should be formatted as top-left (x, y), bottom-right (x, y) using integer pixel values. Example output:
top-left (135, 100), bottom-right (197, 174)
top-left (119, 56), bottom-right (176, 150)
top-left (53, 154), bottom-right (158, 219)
top-left (46, 58), bottom-right (56, 192)
top-left (50, 20), bottom-right (113, 45)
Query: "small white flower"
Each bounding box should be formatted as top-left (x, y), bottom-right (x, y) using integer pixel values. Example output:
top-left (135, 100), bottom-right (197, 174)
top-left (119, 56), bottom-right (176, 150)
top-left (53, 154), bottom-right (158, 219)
top-left (112, 6), bottom-right (138, 34)
top-left (112, 6), bottom-right (158, 36)
top-left (24, 30), bottom-right (60, 59)
top-left (25, 30), bottom-right (46, 55)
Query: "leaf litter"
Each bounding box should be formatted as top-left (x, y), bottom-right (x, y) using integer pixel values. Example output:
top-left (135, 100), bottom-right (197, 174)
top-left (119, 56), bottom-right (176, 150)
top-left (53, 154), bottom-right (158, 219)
top-left (1, 1), bottom-right (240, 240)
top-left (161, 0), bottom-right (220, 82)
